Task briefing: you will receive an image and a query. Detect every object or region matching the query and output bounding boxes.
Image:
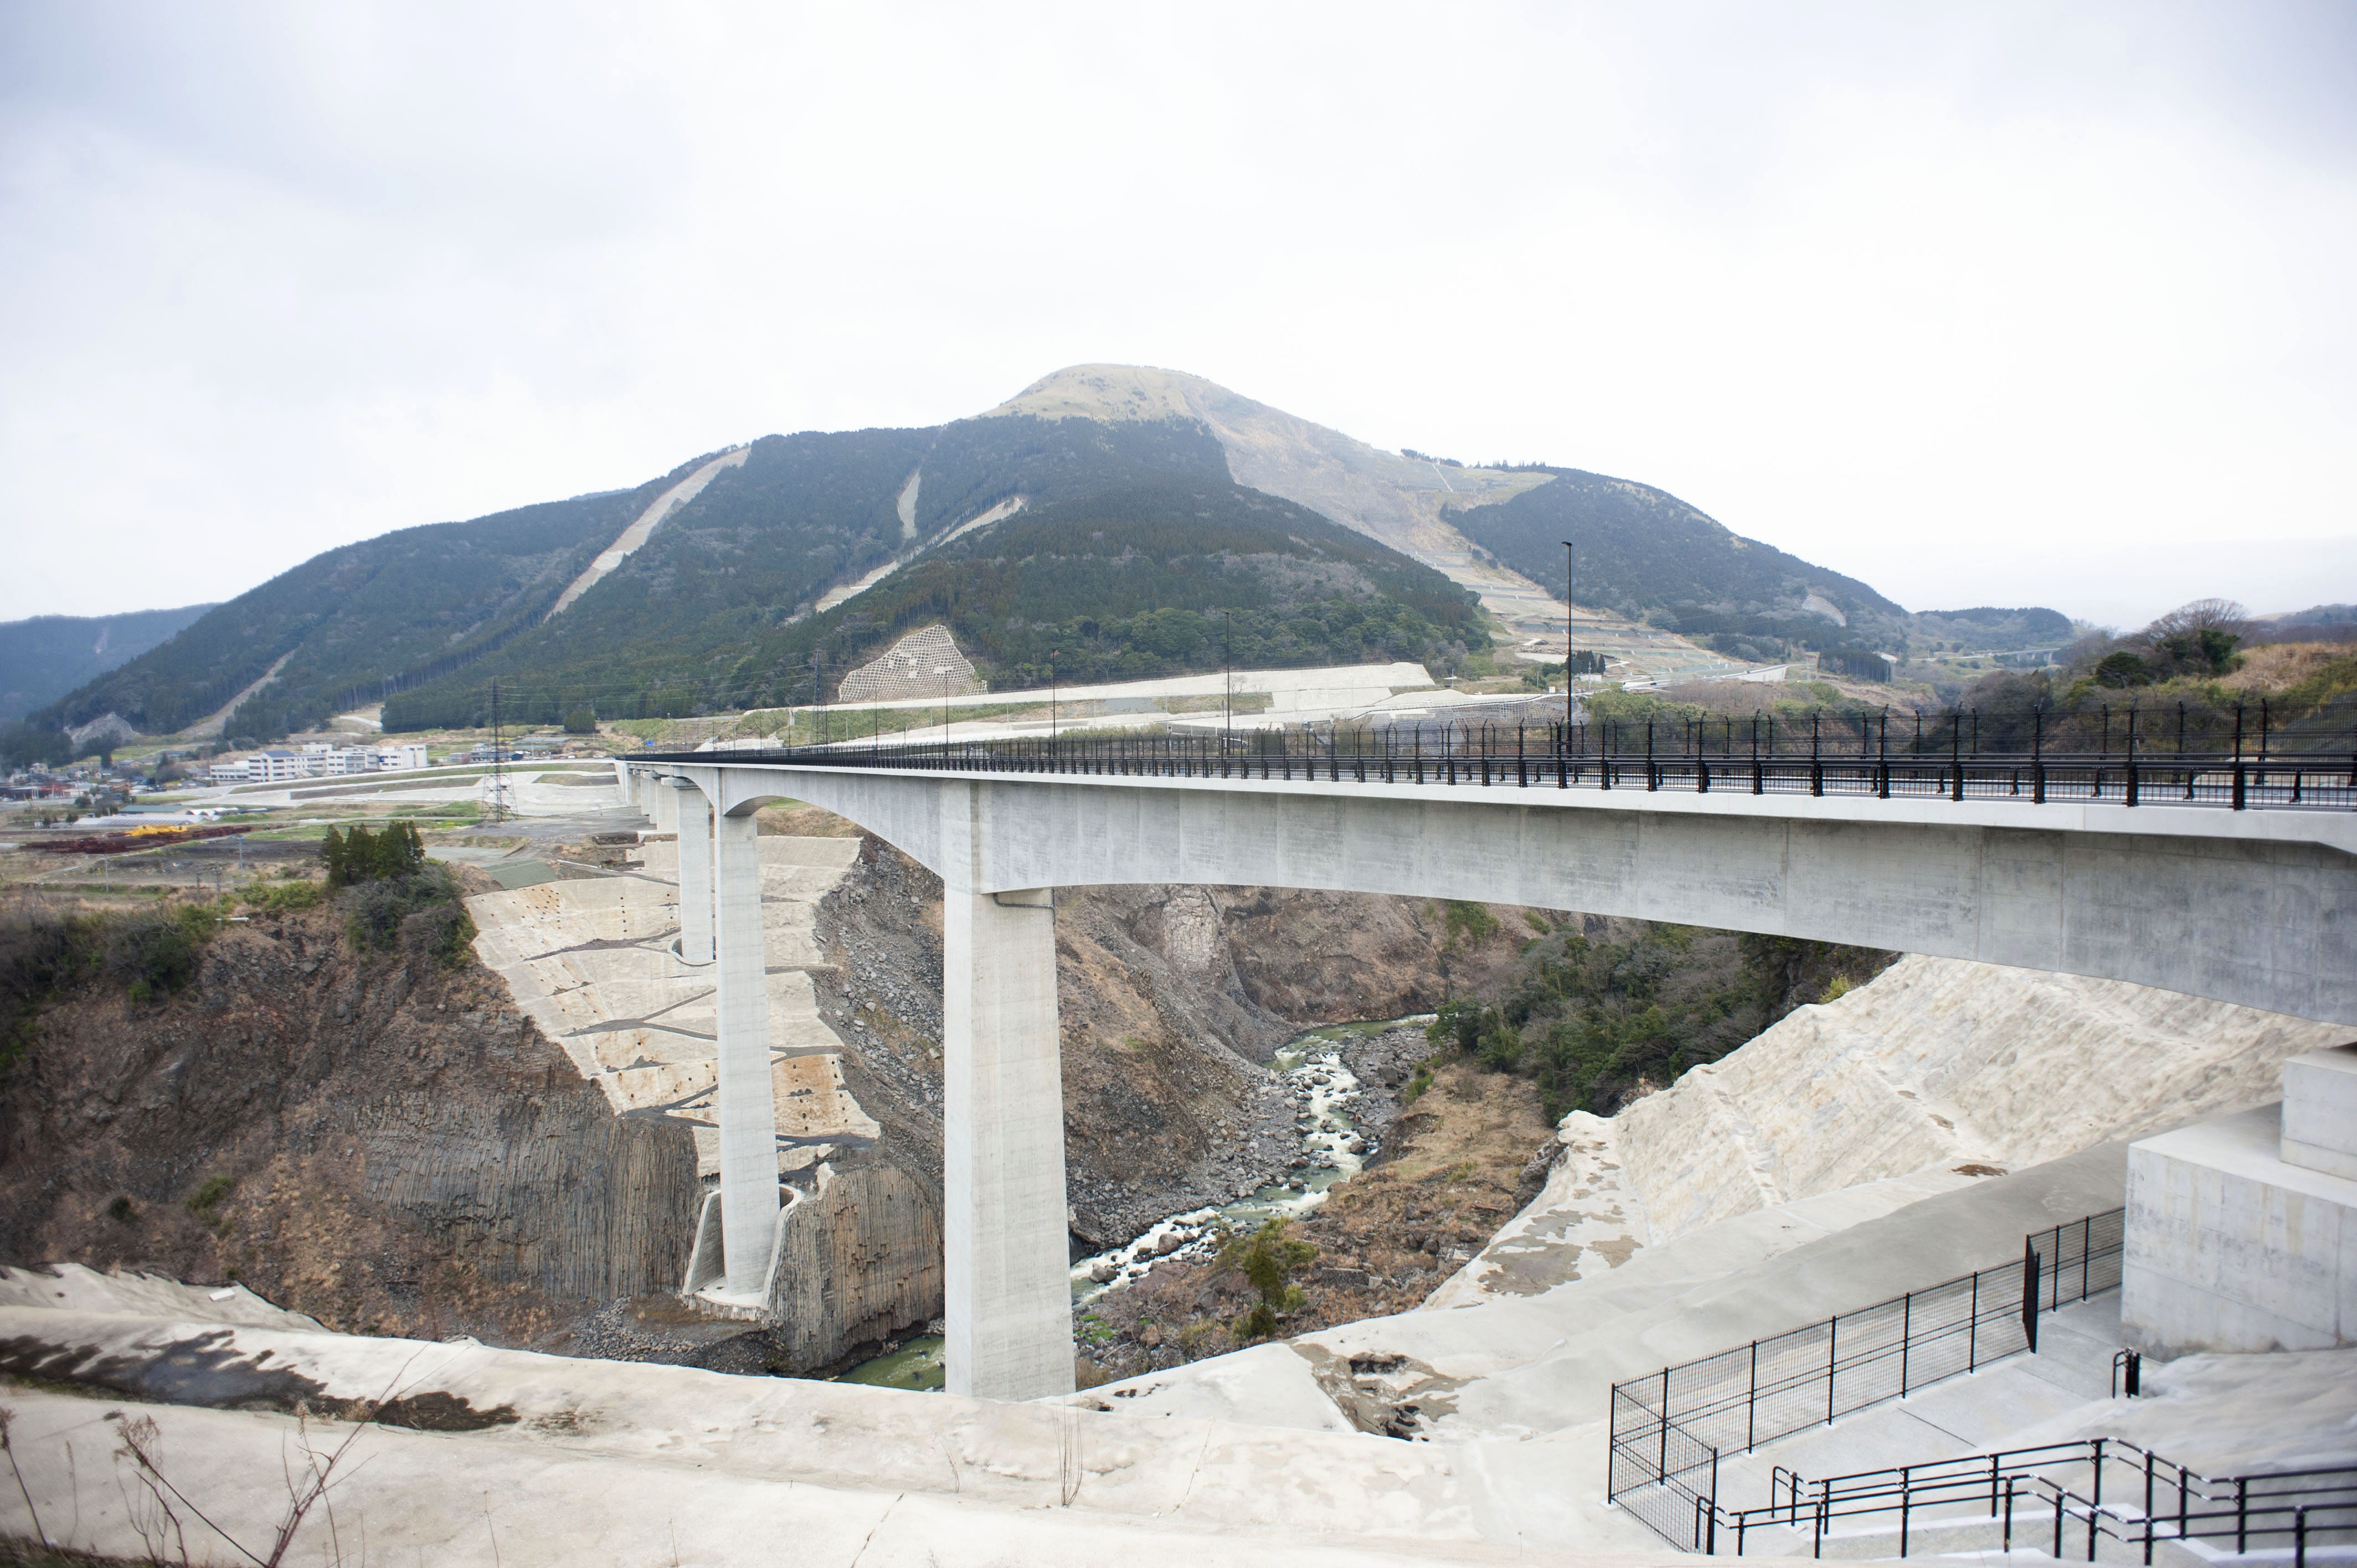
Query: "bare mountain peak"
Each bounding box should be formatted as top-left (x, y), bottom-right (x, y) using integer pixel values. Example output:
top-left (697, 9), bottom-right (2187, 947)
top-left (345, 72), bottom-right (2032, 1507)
top-left (983, 363), bottom-right (1254, 425)
top-left (981, 364), bottom-right (1558, 637)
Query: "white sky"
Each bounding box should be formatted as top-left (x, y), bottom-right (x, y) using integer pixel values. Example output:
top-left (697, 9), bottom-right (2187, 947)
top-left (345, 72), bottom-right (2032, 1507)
top-left (3, 1), bottom-right (2352, 629)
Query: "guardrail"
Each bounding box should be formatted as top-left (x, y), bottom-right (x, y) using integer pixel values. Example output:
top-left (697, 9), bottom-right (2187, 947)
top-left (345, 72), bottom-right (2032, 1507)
top-left (1730, 1439), bottom-right (2357, 1565)
top-left (639, 705), bottom-right (2357, 813)
top-left (1606, 1208), bottom-right (2125, 1550)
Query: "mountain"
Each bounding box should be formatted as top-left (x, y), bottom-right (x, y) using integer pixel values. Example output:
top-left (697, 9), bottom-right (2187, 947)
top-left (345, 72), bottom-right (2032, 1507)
top-left (0, 604), bottom-right (216, 723)
top-left (29, 458), bottom-right (734, 741)
top-left (382, 479), bottom-right (1485, 728)
top-left (1436, 465), bottom-right (1903, 626)
top-left (25, 363), bottom-right (2039, 747)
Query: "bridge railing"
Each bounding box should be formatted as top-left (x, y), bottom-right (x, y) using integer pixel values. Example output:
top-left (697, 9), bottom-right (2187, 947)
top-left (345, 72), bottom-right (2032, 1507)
top-left (640, 704), bottom-right (2357, 813)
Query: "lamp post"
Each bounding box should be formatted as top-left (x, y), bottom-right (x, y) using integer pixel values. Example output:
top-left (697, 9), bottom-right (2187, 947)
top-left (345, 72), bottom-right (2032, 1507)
top-left (1050, 648), bottom-right (1059, 741)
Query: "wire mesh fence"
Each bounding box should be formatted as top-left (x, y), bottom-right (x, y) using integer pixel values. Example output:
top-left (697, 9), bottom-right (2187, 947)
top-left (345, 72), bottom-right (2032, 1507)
top-left (1606, 1207), bottom-right (2125, 1546)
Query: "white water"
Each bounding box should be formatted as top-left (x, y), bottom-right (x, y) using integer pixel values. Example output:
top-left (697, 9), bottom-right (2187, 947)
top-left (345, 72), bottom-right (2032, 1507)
top-left (1068, 1020), bottom-right (1426, 1306)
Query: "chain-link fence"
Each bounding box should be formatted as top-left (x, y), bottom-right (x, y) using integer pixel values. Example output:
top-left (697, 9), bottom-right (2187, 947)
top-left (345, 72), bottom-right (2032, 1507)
top-left (1607, 1207), bottom-right (2125, 1548)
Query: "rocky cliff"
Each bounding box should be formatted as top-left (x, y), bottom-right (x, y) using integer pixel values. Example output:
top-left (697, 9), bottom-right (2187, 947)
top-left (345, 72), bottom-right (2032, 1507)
top-left (809, 835), bottom-right (1544, 1250)
top-left (0, 898), bottom-right (699, 1343)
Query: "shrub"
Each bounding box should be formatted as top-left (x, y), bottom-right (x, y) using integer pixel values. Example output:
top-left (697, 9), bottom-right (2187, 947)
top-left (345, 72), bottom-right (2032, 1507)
top-left (106, 1195), bottom-right (136, 1224)
top-left (103, 905), bottom-right (217, 1001)
top-left (186, 1175), bottom-right (234, 1214)
top-left (1217, 1219), bottom-right (1316, 1343)
top-left (338, 864), bottom-right (472, 963)
top-left (240, 878), bottom-right (327, 915)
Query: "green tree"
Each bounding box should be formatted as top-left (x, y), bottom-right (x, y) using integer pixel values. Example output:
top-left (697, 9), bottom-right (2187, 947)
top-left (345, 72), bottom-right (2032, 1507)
top-left (1217, 1218), bottom-right (1317, 1343)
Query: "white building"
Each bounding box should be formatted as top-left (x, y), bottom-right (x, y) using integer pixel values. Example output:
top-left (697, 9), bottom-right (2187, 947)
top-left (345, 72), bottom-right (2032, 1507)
top-left (207, 757), bottom-right (253, 784)
top-left (375, 742), bottom-right (430, 770)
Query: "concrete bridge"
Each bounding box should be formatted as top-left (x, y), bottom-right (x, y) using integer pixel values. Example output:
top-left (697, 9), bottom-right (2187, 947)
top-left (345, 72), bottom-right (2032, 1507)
top-left (624, 750), bottom-right (2356, 1401)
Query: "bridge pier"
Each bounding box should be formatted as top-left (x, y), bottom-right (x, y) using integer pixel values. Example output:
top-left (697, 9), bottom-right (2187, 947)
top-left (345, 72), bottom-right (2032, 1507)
top-left (941, 786), bottom-right (1073, 1400)
top-left (711, 800), bottom-right (779, 1296)
top-left (669, 778), bottom-right (715, 966)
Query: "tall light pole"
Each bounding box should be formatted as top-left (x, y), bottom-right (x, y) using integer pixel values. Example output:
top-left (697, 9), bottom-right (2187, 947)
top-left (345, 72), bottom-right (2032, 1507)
top-left (1049, 648), bottom-right (1059, 741)
top-left (1561, 538), bottom-right (1576, 733)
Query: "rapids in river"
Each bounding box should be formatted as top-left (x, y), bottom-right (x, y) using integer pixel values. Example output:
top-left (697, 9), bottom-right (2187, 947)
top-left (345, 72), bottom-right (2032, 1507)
top-left (836, 1016), bottom-right (1428, 1390)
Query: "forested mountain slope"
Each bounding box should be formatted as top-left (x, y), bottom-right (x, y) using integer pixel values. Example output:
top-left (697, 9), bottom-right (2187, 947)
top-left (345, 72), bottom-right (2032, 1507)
top-left (0, 604), bottom-right (215, 723)
top-left (1443, 466), bottom-right (1901, 626)
top-left (383, 479), bottom-right (1484, 728)
top-left (31, 457), bottom-right (729, 740)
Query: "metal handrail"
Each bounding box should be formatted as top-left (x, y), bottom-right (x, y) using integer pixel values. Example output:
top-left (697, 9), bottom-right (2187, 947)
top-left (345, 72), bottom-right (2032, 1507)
top-left (639, 719), bottom-right (2357, 814)
top-left (1698, 1437), bottom-right (2357, 1563)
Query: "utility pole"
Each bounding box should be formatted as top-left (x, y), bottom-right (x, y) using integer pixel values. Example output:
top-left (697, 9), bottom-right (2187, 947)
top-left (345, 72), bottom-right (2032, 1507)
top-left (489, 677), bottom-right (505, 824)
top-left (1049, 648), bottom-right (1059, 741)
top-left (1222, 611), bottom-right (1233, 747)
top-left (1561, 538), bottom-right (1577, 734)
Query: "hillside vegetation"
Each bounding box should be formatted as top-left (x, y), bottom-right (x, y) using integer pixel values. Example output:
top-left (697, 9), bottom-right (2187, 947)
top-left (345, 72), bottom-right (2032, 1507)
top-left (382, 481), bottom-right (1484, 728)
top-left (0, 604), bottom-right (215, 723)
top-left (30, 462), bottom-right (719, 739)
top-left (1447, 466), bottom-right (1900, 625)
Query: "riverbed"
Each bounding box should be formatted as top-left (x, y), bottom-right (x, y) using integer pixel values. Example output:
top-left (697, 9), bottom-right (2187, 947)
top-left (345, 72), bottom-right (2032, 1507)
top-left (1067, 1016), bottom-right (1432, 1307)
top-left (835, 1015), bottom-right (1434, 1389)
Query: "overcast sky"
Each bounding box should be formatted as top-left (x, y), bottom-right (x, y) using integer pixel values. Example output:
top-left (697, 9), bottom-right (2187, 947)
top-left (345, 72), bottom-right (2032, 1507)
top-left (3, 1), bottom-right (2351, 628)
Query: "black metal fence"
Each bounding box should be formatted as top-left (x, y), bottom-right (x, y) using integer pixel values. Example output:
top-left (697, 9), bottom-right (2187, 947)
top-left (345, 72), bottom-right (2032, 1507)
top-left (642, 702), bottom-right (2357, 813)
top-left (1725, 1438), bottom-right (2357, 1564)
top-left (1605, 1208), bottom-right (2124, 1550)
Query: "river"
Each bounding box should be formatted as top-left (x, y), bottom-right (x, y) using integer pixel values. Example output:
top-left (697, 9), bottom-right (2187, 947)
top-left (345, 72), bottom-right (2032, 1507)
top-left (836, 1015), bottom-right (1430, 1391)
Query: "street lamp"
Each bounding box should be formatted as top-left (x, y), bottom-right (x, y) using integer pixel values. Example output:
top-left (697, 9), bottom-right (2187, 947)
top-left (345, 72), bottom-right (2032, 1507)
top-left (1049, 648), bottom-right (1060, 742)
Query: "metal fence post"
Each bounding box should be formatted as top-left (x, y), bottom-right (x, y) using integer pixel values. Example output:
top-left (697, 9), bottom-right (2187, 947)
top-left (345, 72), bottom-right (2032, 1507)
top-left (1969, 1270), bottom-right (1980, 1370)
top-left (1658, 1370), bottom-right (1671, 1484)
top-left (1901, 1292), bottom-right (1912, 1396)
top-left (2023, 1242), bottom-right (2041, 1354)
top-left (1747, 1340), bottom-right (1758, 1452)
top-left (1827, 1315), bottom-right (1839, 1424)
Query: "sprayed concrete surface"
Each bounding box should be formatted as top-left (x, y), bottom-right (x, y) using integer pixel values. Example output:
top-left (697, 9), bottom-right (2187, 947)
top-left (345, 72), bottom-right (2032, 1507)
top-left (1436, 953), bottom-right (2350, 1310)
top-left (467, 833), bottom-right (878, 1180)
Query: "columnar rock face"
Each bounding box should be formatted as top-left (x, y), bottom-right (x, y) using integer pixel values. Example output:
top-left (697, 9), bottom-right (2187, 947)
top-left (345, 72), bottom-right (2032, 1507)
top-left (0, 905), bottom-right (701, 1341)
top-left (835, 623), bottom-right (981, 704)
top-left (766, 1162), bottom-right (943, 1370)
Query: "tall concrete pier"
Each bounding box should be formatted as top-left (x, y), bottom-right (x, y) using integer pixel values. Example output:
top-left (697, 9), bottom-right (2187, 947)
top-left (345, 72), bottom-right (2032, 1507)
top-left (642, 756), bottom-right (2356, 1400)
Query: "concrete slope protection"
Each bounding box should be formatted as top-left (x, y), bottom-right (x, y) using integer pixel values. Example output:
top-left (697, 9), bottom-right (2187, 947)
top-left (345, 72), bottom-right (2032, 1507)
top-left (1434, 949), bottom-right (2353, 1297)
top-left (465, 816), bottom-right (941, 1370)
